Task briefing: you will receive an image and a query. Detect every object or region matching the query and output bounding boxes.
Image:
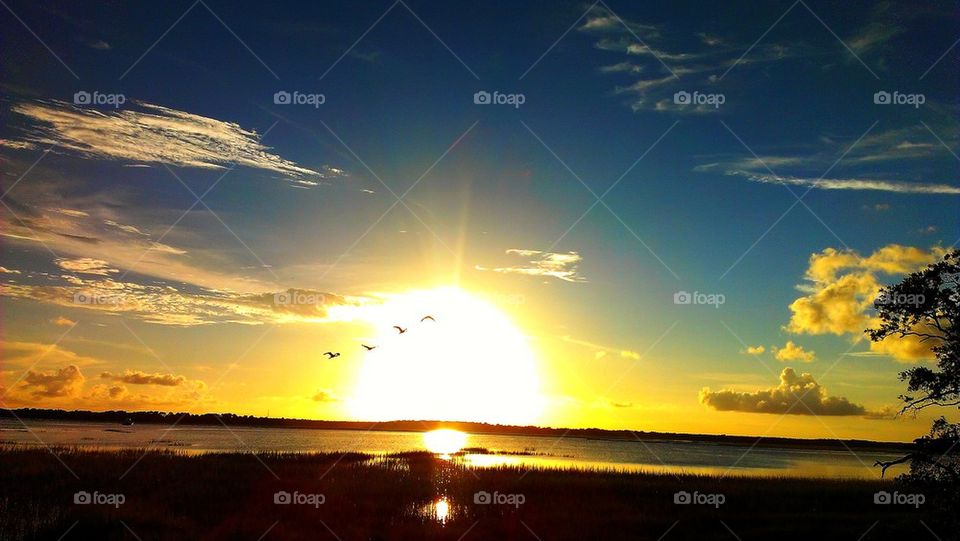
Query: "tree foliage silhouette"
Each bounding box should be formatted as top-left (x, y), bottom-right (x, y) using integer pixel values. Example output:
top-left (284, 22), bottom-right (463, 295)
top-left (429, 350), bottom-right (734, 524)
top-left (868, 249), bottom-right (959, 483)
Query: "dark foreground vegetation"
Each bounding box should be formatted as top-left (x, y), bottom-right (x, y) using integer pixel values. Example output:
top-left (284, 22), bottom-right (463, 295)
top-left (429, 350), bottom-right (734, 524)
top-left (0, 446), bottom-right (953, 541)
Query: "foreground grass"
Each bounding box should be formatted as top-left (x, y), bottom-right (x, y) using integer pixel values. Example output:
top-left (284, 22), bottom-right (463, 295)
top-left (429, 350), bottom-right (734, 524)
top-left (0, 446), bottom-right (950, 540)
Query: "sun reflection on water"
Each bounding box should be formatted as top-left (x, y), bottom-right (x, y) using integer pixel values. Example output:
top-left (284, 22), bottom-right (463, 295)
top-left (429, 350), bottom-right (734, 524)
top-left (423, 429), bottom-right (467, 457)
top-left (432, 497), bottom-right (451, 523)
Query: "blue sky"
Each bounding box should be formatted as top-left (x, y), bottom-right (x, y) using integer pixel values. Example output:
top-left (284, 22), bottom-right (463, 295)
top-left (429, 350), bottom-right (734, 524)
top-left (0, 0), bottom-right (957, 439)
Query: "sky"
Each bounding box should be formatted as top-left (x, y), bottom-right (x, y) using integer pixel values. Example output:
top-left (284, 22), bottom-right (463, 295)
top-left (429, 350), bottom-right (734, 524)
top-left (0, 0), bottom-right (958, 442)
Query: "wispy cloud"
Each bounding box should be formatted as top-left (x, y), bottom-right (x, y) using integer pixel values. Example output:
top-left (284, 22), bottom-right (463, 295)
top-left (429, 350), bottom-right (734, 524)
top-left (561, 335), bottom-right (640, 360)
top-left (734, 171), bottom-right (960, 195)
top-left (100, 369), bottom-right (201, 388)
top-left (695, 124), bottom-right (960, 194)
top-left (579, 5), bottom-right (803, 114)
top-left (0, 276), bottom-right (364, 326)
top-left (476, 249), bottom-right (585, 282)
top-left (8, 100), bottom-right (345, 185)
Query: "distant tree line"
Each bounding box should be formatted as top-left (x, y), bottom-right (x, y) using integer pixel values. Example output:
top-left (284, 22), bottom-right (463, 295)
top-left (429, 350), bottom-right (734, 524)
top-left (1, 407), bottom-right (910, 452)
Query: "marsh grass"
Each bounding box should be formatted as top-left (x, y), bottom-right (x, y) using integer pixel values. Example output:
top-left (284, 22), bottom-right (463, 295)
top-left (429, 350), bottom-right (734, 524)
top-left (0, 445), bottom-right (949, 540)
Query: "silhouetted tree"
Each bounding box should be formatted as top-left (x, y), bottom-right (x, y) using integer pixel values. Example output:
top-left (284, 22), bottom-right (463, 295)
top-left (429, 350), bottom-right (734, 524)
top-left (868, 249), bottom-right (959, 483)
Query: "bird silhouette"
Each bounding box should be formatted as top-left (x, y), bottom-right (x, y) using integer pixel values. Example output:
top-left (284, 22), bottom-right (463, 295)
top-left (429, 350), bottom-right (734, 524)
top-left (322, 352), bottom-right (340, 359)
top-left (393, 325), bottom-right (407, 334)
top-left (420, 315), bottom-right (436, 322)
top-left (361, 344), bottom-right (377, 351)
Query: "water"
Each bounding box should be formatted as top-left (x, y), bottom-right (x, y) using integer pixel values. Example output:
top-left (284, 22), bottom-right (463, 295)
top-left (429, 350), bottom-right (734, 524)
top-left (0, 419), bottom-right (908, 479)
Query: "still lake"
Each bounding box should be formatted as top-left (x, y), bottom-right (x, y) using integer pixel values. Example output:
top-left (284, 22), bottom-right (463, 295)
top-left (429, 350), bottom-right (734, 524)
top-left (0, 419), bottom-right (908, 479)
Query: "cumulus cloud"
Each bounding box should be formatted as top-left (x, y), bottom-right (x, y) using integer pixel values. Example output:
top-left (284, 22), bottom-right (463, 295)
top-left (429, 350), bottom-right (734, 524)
top-left (785, 245), bottom-right (945, 362)
top-left (699, 367), bottom-right (866, 416)
top-left (20, 365), bottom-right (85, 398)
top-left (772, 341), bottom-right (816, 363)
top-left (9, 100), bottom-right (345, 184)
top-left (1, 342), bottom-right (211, 409)
top-left (743, 345), bottom-right (765, 355)
top-left (476, 249), bottom-right (585, 282)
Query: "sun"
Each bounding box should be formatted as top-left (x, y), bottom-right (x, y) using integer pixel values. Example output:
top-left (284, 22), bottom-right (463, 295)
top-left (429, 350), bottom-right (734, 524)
top-left (346, 287), bottom-right (545, 425)
top-left (423, 429), bottom-right (467, 454)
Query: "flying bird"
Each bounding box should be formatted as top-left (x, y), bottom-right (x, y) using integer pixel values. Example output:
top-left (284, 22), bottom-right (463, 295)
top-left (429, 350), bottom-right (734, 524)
top-left (322, 352), bottom-right (340, 359)
top-left (420, 315), bottom-right (436, 322)
top-left (393, 326), bottom-right (407, 334)
top-left (362, 344), bottom-right (377, 351)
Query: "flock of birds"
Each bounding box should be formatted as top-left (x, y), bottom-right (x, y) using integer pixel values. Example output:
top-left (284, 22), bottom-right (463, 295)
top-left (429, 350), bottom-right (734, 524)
top-left (322, 315), bottom-right (436, 359)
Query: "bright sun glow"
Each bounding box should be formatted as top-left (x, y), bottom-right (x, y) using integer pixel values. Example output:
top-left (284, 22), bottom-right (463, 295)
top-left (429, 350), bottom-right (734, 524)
top-left (423, 429), bottom-right (468, 454)
top-left (347, 287), bottom-right (545, 425)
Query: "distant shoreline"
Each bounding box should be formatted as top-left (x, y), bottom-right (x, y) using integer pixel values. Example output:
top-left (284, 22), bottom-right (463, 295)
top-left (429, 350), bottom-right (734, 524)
top-left (1, 407), bottom-right (914, 453)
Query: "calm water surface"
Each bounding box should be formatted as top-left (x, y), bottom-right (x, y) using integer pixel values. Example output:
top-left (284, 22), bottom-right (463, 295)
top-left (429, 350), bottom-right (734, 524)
top-left (0, 419), bottom-right (907, 479)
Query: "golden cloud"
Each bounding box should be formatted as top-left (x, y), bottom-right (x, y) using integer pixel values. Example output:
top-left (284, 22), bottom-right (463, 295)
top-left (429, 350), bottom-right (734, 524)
top-left (785, 244), bottom-right (944, 362)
